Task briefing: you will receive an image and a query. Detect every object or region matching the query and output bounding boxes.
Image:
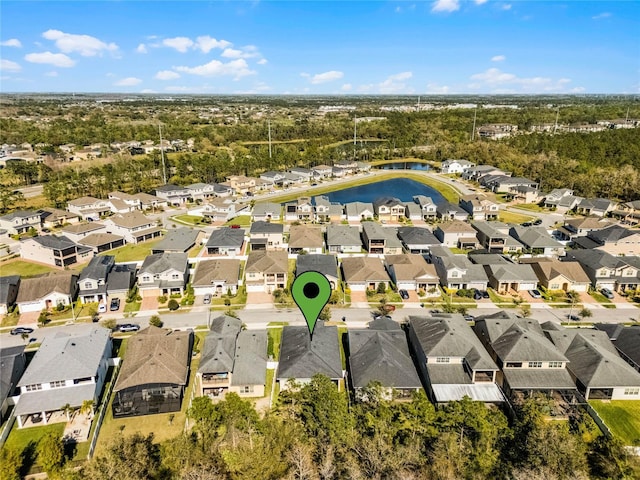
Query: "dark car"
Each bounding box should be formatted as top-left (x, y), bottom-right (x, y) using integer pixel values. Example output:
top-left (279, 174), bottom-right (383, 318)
top-left (567, 314), bottom-right (580, 321)
top-left (532, 218), bottom-right (543, 226)
top-left (521, 222), bottom-right (532, 227)
top-left (399, 289), bottom-right (409, 300)
top-left (600, 288), bottom-right (615, 299)
top-left (10, 327), bottom-right (34, 336)
top-left (473, 289), bottom-right (482, 300)
top-left (110, 298), bottom-right (121, 311)
top-left (118, 323), bottom-right (140, 333)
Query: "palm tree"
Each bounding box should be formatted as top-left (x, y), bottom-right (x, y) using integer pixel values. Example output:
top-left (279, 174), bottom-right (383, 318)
top-left (61, 403), bottom-right (73, 421)
top-left (79, 400), bottom-right (94, 418)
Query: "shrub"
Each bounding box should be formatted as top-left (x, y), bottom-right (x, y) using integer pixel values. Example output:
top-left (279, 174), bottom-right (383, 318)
top-left (224, 298), bottom-right (231, 306)
top-left (167, 299), bottom-right (179, 311)
top-left (56, 302), bottom-right (66, 312)
top-left (149, 315), bottom-right (163, 327)
top-left (377, 283), bottom-right (387, 294)
top-left (158, 295), bottom-right (168, 304)
top-left (101, 319), bottom-right (117, 330)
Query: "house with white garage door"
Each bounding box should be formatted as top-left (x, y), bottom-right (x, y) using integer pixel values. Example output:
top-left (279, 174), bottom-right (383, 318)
top-left (192, 259), bottom-right (241, 296)
top-left (16, 273), bottom-right (78, 313)
top-left (137, 252), bottom-right (189, 297)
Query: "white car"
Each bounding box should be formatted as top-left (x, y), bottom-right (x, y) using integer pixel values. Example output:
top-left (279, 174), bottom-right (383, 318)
top-left (97, 303), bottom-right (107, 313)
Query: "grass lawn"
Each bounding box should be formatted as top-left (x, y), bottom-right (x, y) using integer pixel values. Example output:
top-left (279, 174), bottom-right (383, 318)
top-left (1, 312), bottom-right (20, 327)
top-left (337, 326), bottom-right (348, 370)
top-left (267, 327), bottom-right (283, 360)
top-left (210, 286), bottom-right (247, 306)
top-left (224, 215), bottom-right (251, 227)
top-left (123, 301), bottom-right (141, 313)
top-left (188, 244), bottom-right (203, 258)
top-left (264, 369), bottom-right (275, 401)
top-left (487, 289), bottom-right (520, 308)
top-left (96, 355), bottom-right (201, 453)
top-left (0, 260), bottom-right (58, 278)
top-left (511, 203), bottom-right (545, 212)
top-left (101, 238), bottom-right (162, 263)
top-left (589, 290), bottom-right (615, 306)
top-left (498, 210), bottom-right (535, 224)
top-left (590, 400), bottom-right (640, 446)
top-left (4, 422), bottom-right (65, 454)
top-left (173, 214), bottom-right (207, 226)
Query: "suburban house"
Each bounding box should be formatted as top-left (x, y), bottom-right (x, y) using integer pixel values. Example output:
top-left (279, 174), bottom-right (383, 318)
top-left (61, 222), bottom-right (107, 243)
top-left (509, 226), bottom-right (565, 257)
top-left (38, 207), bottom-right (80, 229)
top-left (573, 225), bottom-right (640, 256)
top-left (543, 324), bottom-right (640, 400)
top-left (543, 189), bottom-right (583, 213)
top-left (373, 197), bottom-right (406, 222)
top-left (462, 165), bottom-right (506, 181)
top-left (473, 313), bottom-right (577, 401)
top-left (190, 198), bottom-right (237, 222)
top-left (504, 185), bottom-right (542, 205)
top-left (473, 221), bottom-right (523, 254)
top-left (112, 326), bottom-right (193, 417)
top-left (404, 202), bottom-right (423, 222)
top-left (384, 254), bottom-right (439, 296)
top-left (436, 202), bottom-right (468, 222)
top-left (594, 325), bottom-right (640, 373)
top-left (521, 258), bottom-right (591, 292)
top-left (362, 222), bottom-right (403, 255)
top-left (0, 345), bottom-right (26, 420)
top-left (477, 123), bottom-right (518, 140)
top-left (325, 224), bottom-right (362, 253)
top-left (249, 221), bottom-right (284, 251)
top-left (482, 176), bottom-right (538, 193)
top-left (563, 250), bottom-right (639, 293)
top-left (223, 175), bottom-right (258, 195)
top-left (277, 322), bottom-right (344, 391)
top-left (575, 198), bottom-right (617, 217)
top-left (311, 165), bottom-right (333, 179)
top-left (314, 196), bottom-right (343, 223)
top-left (103, 211), bottom-right (161, 244)
top-left (433, 221), bottom-right (478, 249)
top-left (288, 225), bottom-right (324, 254)
top-left (0, 210), bottom-right (42, 235)
top-left (440, 159), bottom-right (475, 175)
top-left (284, 197), bottom-right (314, 222)
top-left (341, 256), bottom-right (391, 291)
top-left (134, 192), bottom-right (167, 210)
top-left (245, 250), bottom-right (288, 293)
top-left (107, 191), bottom-right (141, 211)
top-left (0, 275), bottom-right (20, 314)
top-left (260, 171), bottom-right (286, 186)
top-left (556, 217), bottom-right (616, 242)
top-left (612, 200), bottom-right (640, 225)
top-left (186, 183), bottom-right (217, 201)
top-left (289, 167), bottom-right (312, 182)
top-left (155, 184), bottom-right (191, 205)
top-left (137, 252), bottom-right (189, 297)
top-left (151, 227), bottom-right (201, 254)
top-left (396, 226), bottom-right (441, 254)
top-left (296, 254), bottom-right (339, 289)
top-left (77, 255), bottom-right (115, 304)
top-left (105, 263), bottom-right (137, 297)
top-left (198, 317), bottom-right (267, 399)
top-left (16, 273), bottom-right (78, 313)
top-left (205, 227), bottom-right (245, 256)
top-left (21, 235), bottom-right (92, 267)
top-left (77, 233), bottom-right (126, 254)
top-left (348, 321), bottom-right (422, 401)
top-left (412, 195), bottom-right (438, 221)
top-left (459, 195), bottom-right (499, 221)
top-left (428, 246), bottom-right (489, 291)
top-left (192, 259), bottom-right (241, 296)
top-left (15, 325), bottom-right (111, 428)
top-left (345, 202), bottom-right (375, 222)
top-left (483, 263), bottom-right (539, 294)
top-left (251, 202), bottom-right (281, 222)
top-left (67, 196), bottom-right (111, 220)
top-left (408, 314), bottom-right (504, 404)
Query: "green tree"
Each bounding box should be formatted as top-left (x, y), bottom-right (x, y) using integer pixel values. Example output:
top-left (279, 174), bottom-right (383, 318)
top-left (376, 282), bottom-right (386, 294)
top-left (82, 433), bottom-right (160, 480)
top-left (168, 299), bottom-right (180, 311)
top-left (579, 307), bottom-right (593, 319)
top-left (149, 315), bottom-right (163, 327)
top-left (0, 446), bottom-right (23, 480)
top-left (37, 431), bottom-right (65, 476)
top-left (0, 186), bottom-right (24, 214)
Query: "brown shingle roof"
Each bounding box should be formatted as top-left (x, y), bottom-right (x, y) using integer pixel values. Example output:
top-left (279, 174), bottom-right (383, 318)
top-left (288, 225), bottom-right (324, 248)
top-left (16, 273), bottom-right (77, 303)
top-left (192, 259), bottom-right (240, 287)
top-left (341, 257), bottom-right (389, 283)
top-left (245, 250), bottom-right (288, 274)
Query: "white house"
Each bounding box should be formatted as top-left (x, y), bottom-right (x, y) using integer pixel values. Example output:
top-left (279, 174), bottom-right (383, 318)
top-left (16, 273), bottom-right (78, 313)
top-left (440, 159), bottom-right (475, 175)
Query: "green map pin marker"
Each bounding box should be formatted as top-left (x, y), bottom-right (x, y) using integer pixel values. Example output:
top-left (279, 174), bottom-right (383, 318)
top-left (291, 271), bottom-right (332, 340)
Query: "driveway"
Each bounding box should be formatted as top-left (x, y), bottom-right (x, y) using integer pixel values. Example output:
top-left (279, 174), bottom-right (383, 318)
top-left (140, 296), bottom-right (159, 311)
top-left (246, 291), bottom-right (274, 309)
top-left (18, 311), bottom-right (40, 326)
top-left (350, 291), bottom-right (369, 307)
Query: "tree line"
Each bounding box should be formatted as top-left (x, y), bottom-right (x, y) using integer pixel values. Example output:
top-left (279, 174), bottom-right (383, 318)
top-left (2, 375), bottom-right (637, 480)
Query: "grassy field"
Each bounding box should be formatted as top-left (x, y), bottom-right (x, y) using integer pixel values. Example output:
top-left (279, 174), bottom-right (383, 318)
top-left (0, 260), bottom-right (58, 277)
top-left (589, 290), bottom-right (615, 306)
top-left (224, 215), bottom-right (251, 227)
top-left (498, 210), bottom-right (535, 224)
top-left (511, 203), bottom-right (545, 212)
top-left (101, 238), bottom-right (162, 263)
top-left (172, 214), bottom-right (206, 226)
top-left (590, 400), bottom-right (640, 446)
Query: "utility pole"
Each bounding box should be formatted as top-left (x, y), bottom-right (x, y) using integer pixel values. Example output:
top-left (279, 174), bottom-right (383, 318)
top-left (159, 124), bottom-right (167, 185)
top-left (471, 107), bottom-right (477, 140)
top-left (353, 115), bottom-right (357, 161)
top-left (268, 119), bottom-right (272, 159)
top-left (553, 108), bottom-right (560, 135)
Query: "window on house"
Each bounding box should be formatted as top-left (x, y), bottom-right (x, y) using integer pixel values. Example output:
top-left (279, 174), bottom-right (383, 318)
top-left (25, 384), bottom-right (43, 392)
top-left (50, 380), bottom-right (65, 388)
top-left (451, 271), bottom-right (459, 278)
top-left (436, 357), bottom-right (450, 364)
top-left (84, 281), bottom-right (92, 289)
top-left (172, 274), bottom-right (179, 280)
top-left (528, 361), bottom-right (543, 368)
top-left (241, 386), bottom-right (254, 394)
top-left (624, 387), bottom-right (640, 395)
top-left (505, 362), bottom-right (522, 368)
top-left (143, 276), bottom-right (150, 282)
top-left (549, 361), bottom-right (563, 368)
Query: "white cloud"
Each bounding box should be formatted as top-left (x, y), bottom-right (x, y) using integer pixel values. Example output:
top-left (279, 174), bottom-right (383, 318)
top-left (136, 43), bottom-right (147, 54)
top-left (388, 71), bottom-right (412, 81)
top-left (432, 0), bottom-right (460, 13)
top-left (155, 70), bottom-right (180, 80)
top-left (195, 35), bottom-right (231, 53)
top-left (425, 83), bottom-right (450, 94)
top-left (571, 87), bottom-right (586, 93)
top-left (42, 29), bottom-right (118, 56)
top-left (25, 51), bottom-right (75, 67)
top-left (141, 89), bottom-right (157, 94)
top-left (0, 59), bottom-right (21, 72)
top-left (1, 39), bottom-right (22, 48)
top-left (221, 45), bottom-right (260, 59)
top-left (474, 0), bottom-right (488, 4)
top-left (341, 83), bottom-right (352, 92)
top-left (257, 58), bottom-right (268, 65)
top-left (45, 71), bottom-right (58, 77)
top-left (501, 4), bottom-right (512, 10)
top-left (592, 12), bottom-right (611, 20)
top-left (308, 70), bottom-right (344, 84)
top-left (376, 71), bottom-right (414, 94)
top-left (175, 58), bottom-right (255, 79)
top-left (114, 77), bottom-right (142, 86)
top-left (163, 37), bottom-right (194, 53)
top-left (469, 67), bottom-right (574, 92)
top-left (491, 55), bottom-right (506, 62)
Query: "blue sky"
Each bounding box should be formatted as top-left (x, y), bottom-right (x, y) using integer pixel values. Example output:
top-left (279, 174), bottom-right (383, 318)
top-left (0, 1), bottom-right (638, 94)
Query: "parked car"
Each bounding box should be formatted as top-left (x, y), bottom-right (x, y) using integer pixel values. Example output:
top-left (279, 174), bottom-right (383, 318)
top-left (10, 327), bottom-right (34, 336)
top-left (399, 289), bottom-right (409, 300)
top-left (203, 293), bottom-right (212, 304)
top-left (479, 290), bottom-right (490, 299)
top-left (566, 314), bottom-right (580, 321)
top-left (118, 323), bottom-right (140, 333)
top-left (98, 302), bottom-right (107, 313)
top-left (529, 289), bottom-right (542, 299)
top-left (463, 314), bottom-right (475, 322)
top-left (110, 298), bottom-right (121, 311)
top-left (521, 222), bottom-right (532, 227)
top-left (600, 288), bottom-right (615, 299)
top-left (230, 224), bottom-right (241, 229)
top-left (473, 289), bottom-right (483, 300)
top-left (532, 218), bottom-right (543, 226)
top-left (430, 309), bottom-right (442, 314)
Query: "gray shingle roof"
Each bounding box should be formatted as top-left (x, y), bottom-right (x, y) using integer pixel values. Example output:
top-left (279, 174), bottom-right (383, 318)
top-left (486, 263), bottom-right (538, 283)
top-left (509, 226), bottom-right (563, 249)
top-left (206, 228), bottom-right (245, 248)
top-left (397, 226), bottom-right (440, 246)
top-left (153, 227), bottom-right (200, 253)
top-left (277, 322), bottom-right (342, 380)
top-left (139, 252), bottom-right (188, 275)
top-left (503, 369), bottom-right (576, 390)
top-left (0, 275), bottom-right (20, 305)
top-left (250, 221), bottom-right (283, 234)
top-left (79, 255), bottom-right (114, 282)
top-left (613, 327), bottom-right (640, 368)
top-left (231, 330), bottom-right (267, 386)
top-left (348, 329), bottom-right (422, 389)
top-left (18, 325), bottom-right (110, 386)
top-left (326, 224), bottom-right (361, 247)
top-left (296, 254), bottom-right (338, 279)
top-left (0, 346), bottom-right (25, 407)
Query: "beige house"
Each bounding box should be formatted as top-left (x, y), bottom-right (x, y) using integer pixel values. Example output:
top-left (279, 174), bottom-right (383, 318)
top-left (385, 254), bottom-right (440, 296)
top-left (61, 222), bottom-right (107, 243)
top-left (192, 259), bottom-right (241, 296)
top-left (67, 196), bottom-right (111, 220)
top-left (459, 194), bottom-right (499, 221)
top-left (137, 252), bottom-right (189, 297)
top-left (434, 221), bottom-right (478, 248)
top-left (522, 259), bottom-right (591, 292)
top-left (21, 236), bottom-right (92, 267)
top-left (103, 211), bottom-right (162, 244)
top-left (341, 256), bottom-right (390, 291)
top-left (373, 197), bottom-right (406, 222)
top-left (16, 273), bottom-right (78, 313)
top-left (245, 250), bottom-right (288, 293)
top-left (288, 225), bottom-right (324, 254)
top-left (223, 175), bottom-right (259, 195)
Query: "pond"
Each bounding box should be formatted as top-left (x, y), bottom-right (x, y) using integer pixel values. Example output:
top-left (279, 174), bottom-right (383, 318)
top-left (376, 162), bottom-right (431, 171)
top-left (324, 178), bottom-right (445, 204)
